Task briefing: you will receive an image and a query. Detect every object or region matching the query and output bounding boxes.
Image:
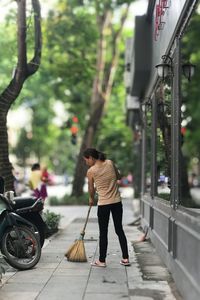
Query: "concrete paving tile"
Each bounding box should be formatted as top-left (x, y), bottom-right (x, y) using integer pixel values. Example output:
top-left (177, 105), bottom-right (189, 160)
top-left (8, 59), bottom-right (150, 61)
top-left (90, 268), bottom-right (127, 280)
top-left (86, 268), bottom-right (128, 294)
top-left (0, 199), bottom-right (182, 300)
top-left (0, 270), bottom-right (17, 286)
top-left (59, 260), bottom-right (91, 269)
top-left (49, 238), bottom-right (71, 244)
top-left (128, 282), bottom-right (177, 300)
top-left (44, 243), bottom-right (68, 250)
top-left (54, 268), bottom-right (90, 276)
top-left (37, 276), bottom-right (87, 299)
top-left (85, 293), bottom-right (129, 299)
top-left (86, 281), bottom-right (128, 294)
top-left (36, 262), bottom-right (60, 269)
top-left (130, 297), bottom-right (153, 300)
top-left (37, 293), bottom-right (83, 300)
top-left (129, 287), bottom-right (168, 299)
top-left (126, 270), bottom-right (140, 278)
top-left (141, 265), bottom-right (171, 281)
top-left (42, 248), bottom-right (66, 254)
top-left (0, 282), bottom-right (43, 292)
top-left (127, 275), bottom-right (143, 285)
top-left (0, 291), bottom-right (39, 300)
top-left (37, 254), bottom-right (62, 263)
top-left (7, 269), bottom-right (53, 284)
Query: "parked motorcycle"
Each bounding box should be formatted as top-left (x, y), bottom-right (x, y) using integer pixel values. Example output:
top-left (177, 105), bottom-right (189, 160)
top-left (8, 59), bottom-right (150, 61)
top-left (9, 195), bottom-right (47, 247)
top-left (0, 193), bottom-right (41, 270)
top-left (0, 176), bottom-right (46, 247)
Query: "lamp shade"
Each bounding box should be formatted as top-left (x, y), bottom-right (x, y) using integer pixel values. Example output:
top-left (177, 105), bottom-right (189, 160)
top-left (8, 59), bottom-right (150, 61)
top-left (155, 63), bottom-right (171, 80)
top-left (182, 63), bottom-right (196, 81)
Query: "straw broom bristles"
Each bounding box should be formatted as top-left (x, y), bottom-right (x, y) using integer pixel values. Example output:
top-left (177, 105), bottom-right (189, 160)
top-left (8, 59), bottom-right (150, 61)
top-left (64, 206), bottom-right (91, 262)
top-left (65, 233), bottom-right (87, 262)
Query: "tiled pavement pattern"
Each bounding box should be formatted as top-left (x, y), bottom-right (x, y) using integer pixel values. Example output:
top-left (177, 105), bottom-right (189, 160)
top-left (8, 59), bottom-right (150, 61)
top-left (0, 199), bottom-right (182, 300)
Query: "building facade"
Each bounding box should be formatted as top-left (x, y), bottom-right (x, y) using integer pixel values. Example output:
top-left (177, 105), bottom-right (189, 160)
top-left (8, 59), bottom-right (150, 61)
top-left (126, 1), bottom-right (200, 299)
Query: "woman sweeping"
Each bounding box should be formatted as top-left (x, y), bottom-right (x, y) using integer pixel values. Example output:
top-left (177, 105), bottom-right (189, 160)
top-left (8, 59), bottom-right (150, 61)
top-left (83, 148), bottom-right (130, 267)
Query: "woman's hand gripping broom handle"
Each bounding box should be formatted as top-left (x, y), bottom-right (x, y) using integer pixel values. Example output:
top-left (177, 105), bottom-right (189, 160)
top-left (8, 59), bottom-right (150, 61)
top-left (80, 205), bottom-right (92, 238)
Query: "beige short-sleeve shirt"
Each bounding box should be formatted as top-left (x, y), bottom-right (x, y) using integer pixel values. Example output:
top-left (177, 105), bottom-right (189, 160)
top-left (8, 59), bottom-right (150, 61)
top-left (87, 159), bottom-right (121, 206)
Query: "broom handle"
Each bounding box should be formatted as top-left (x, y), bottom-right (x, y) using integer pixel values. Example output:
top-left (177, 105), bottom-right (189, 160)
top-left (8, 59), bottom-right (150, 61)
top-left (81, 205), bottom-right (92, 235)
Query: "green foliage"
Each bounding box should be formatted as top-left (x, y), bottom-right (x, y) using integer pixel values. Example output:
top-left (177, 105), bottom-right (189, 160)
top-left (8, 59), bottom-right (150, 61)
top-left (156, 128), bottom-right (168, 174)
top-left (181, 9), bottom-right (200, 165)
top-left (0, 20), bottom-right (17, 88)
top-left (96, 96), bottom-right (133, 175)
top-left (1, 0), bottom-right (134, 178)
top-left (43, 209), bottom-right (61, 230)
top-left (95, 35), bottom-right (134, 175)
top-left (44, 1), bottom-right (98, 123)
top-left (10, 0), bottom-right (99, 173)
top-left (158, 193), bottom-right (170, 202)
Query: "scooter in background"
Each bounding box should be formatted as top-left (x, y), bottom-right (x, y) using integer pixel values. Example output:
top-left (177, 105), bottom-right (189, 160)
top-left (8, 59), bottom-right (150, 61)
top-left (10, 195), bottom-right (47, 247)
top-left (0, 193), bottom-right (41, 270)
top-left (0, 175), bottom-right (46, 248)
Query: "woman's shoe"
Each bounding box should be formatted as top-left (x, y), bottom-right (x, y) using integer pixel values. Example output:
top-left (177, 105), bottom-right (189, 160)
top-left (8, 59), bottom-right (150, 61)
top-left (91, 260), bottom-right (106, 267)
top-left (120, 259), bottom-right (131, 266)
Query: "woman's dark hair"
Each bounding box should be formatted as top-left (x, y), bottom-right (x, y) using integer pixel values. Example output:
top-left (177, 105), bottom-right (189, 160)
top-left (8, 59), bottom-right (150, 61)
top-left (31, 163), bottom-right (40, 171)
top-left (83, 148), bottom-right (106, 161)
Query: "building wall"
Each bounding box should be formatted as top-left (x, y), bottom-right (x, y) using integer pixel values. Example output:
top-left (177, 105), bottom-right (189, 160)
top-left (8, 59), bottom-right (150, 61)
top-left (141, 195), bottom-right (200, 300)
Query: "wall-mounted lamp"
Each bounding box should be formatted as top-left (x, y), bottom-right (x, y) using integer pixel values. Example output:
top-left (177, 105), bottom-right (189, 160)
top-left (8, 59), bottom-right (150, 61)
top-left (182, 62), bottom-right (196, 81)
top-left (155, 55), bottom-right (196, 81)
top-left (141, 98), bottom-right (152, 113)
top-left (155, 55), bottom-right (173, 81)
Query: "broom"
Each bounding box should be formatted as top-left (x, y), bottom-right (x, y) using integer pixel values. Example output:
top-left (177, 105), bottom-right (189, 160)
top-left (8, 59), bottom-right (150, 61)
top-left (65, 205), bottom-right (92, 262)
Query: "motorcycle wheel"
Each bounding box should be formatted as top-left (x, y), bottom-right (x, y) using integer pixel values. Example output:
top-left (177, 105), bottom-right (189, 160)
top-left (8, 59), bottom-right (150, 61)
top-left (26, 216), bottom-right (45, 248)
top-left (1, 225), bottom-right (41, 270)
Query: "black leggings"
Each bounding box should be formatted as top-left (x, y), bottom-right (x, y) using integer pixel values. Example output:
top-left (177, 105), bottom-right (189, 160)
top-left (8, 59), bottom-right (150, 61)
top-left (97, 201), bottom-right (129, 263)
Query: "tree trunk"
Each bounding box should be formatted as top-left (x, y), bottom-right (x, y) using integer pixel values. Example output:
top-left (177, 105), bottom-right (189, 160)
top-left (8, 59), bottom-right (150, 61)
top-left (71, 4), bottom-right (130, 197)
top-left (0, 110), bottom-right (15, 191)
top-left (0, 0), bottom-right (41, 191)
top-left (72, 95), bottom-right (105, 196)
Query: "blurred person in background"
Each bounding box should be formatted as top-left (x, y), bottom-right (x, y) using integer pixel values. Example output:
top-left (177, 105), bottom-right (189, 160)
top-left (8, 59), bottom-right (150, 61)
top-left (29, 163), bottom-right (48, 201)
top-left (41, 166), bottom-right (50, 184)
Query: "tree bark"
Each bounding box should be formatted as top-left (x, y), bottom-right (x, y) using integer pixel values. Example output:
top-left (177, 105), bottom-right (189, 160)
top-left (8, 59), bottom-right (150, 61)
top-left (0, 0), bottom-right (42, 191)
top-left (72, 95), bottom-right (105, 196)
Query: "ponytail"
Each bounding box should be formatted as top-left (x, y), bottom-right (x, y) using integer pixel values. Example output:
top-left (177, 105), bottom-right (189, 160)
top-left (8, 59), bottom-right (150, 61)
top-left (98, 151), bottom-right (106, 161)
top-left (83, 148), bottom-right (106, 161)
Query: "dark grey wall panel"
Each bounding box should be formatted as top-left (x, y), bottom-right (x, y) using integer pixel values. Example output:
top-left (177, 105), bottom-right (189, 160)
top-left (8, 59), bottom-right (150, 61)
top-left (143, 201), bottom-right (150, 225)
top-left (141, 196), bottom-right (200, 300)
top-left (176, 222), bottom-right (200, 282)
top-left (153, 208), bottom-right (169, 248)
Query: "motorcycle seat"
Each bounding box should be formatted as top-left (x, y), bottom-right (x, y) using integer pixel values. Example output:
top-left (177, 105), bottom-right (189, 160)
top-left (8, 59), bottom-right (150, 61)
top-left (12, 197), bottom-right (38, 209)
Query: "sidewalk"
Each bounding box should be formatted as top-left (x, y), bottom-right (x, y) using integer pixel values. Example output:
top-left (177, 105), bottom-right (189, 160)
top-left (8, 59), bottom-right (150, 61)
top-left (0, 198), bottom-right (182, 300)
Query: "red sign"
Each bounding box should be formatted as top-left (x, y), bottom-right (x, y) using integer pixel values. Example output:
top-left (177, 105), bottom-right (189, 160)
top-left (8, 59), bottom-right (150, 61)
top-left (70, 126), bottom-right (78, 134)
top-left (72, 116), bottom-right (78, 123)
top-left (154, 0), bottom-right (171, 41)
top-left (181, 127), bottom-right (187, 135)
